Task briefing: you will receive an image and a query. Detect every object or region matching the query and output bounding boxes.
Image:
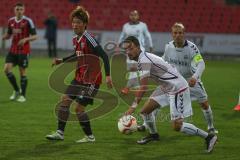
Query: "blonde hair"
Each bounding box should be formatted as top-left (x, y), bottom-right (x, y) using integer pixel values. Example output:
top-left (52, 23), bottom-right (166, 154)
top-left (172, 22), bottom-right (185, 31)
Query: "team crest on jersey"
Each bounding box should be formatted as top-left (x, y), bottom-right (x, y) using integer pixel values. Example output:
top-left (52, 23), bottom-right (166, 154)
top-left (20, 21), bottom-right (26, 28)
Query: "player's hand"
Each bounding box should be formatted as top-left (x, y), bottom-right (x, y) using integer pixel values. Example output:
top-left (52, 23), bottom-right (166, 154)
top-left (188, 77), bottom-right (197, 87)
top-left (52, 58), bottom-right (63, 67)
top-left (125, 107), bottom-right (135, 115)
top-left (106, 76), bottom-right (113, 89)
top-left (18, 38), bottom-right (27, 46)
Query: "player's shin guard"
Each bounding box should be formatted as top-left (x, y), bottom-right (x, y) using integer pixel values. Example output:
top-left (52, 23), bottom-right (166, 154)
top-left (20, 76), bottom-right (28, 96)
top-left (141, 112), bottom-right (158, 134)
top-left (77, 112), bottom-right (93, 136)
top-left (180, 122), bottom-right (208, 138)
top-left (6, 72), bottom-right (19, 92)
top-left (202, 106), bottom-right (214, 129)
top-left (57, 106), bottom-right (70, 132)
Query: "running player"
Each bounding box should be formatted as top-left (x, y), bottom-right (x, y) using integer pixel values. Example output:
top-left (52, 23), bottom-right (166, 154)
top-left (123, 36), bottom-right (217, 153)
top-left (46, 6), bottom-right (112, 143)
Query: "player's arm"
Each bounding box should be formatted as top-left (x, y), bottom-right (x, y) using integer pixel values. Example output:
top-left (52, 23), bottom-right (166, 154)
top-left (118, 24), bottom-right (127, 45)
top-left (125, 60), bottom-right (151, 115)
top-left (52, 53), bottom-right (77, 67)
top-left (89, 40), bottom-right (112, 88)
top-left (125, 76), bottom-right (149, 115)
top-left (189, 52), bottom-right (205, 87)
top-left (18, 20), bottom-right (38, 46)
top-left (143, 23), bottom-right (153, 52)
top-left (2, 21), bottom-right (12, 40)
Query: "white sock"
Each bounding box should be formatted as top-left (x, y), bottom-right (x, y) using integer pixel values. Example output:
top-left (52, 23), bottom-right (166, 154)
top-left (142, 113), bottom-right (158, 134)
top-left (202, 105), bottom-right (214, 129)
top-left (180, 122), bottom-right (208, 138)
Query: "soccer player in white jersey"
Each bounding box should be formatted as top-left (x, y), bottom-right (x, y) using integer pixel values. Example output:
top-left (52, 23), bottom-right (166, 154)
top-left (138, 23), bottom-right (218, 134)
top-left (163, 22), bottom-right (218, 134)
top-left (122, 36), bottom-right (217, 153)
top-left (118, 10), bottom-right (153, 95)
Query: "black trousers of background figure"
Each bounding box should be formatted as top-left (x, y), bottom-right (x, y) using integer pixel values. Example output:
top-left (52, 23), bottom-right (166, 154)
top-left (47, 39), bottom-right (57, 58)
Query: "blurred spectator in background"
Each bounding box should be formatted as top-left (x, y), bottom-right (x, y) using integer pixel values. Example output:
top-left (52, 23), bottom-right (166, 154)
top-left (44, 12), bottom-right (57, 58)
top-left (118, 10), bottom-right (153, 95)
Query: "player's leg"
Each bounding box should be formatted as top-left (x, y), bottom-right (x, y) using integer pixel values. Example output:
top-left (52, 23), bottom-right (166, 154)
top-left (138, 90), bottom-right (169, 132)
top-left (16, 54), bottom-right (29, 102)
top-left (137, 99), bottom-right (160, 144)
top-left (190, 82), bottom-right (217, 133)
top-left (170, 88), bottom-right (217, 153)
top-left (4, 54), bottom-right (20, 100)
top-left (75, 84), bottom-right (99, 143)
top-left (75, 103), bottom-right (95, 143)
top-left (46, 94), bottom-right (73, 140)
top-left (46, 80), bottom-right (79, 140)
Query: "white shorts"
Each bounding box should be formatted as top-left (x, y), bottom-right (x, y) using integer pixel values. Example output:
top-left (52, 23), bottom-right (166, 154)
top-left (150, 81), bottom-right (208, 107)
top-left (150, 87), bottom-right (193, 120)
top-left (189, 81), bottom-right (208, 103)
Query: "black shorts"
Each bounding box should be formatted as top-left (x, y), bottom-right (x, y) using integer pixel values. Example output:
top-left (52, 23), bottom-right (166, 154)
top-left (65, 80), bottom-right (100, 106)
top-left (5, 53), bottom-right (29, 68)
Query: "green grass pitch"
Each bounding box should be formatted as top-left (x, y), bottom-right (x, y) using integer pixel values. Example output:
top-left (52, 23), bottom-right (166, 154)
top-left (0, 57), bottom-right (240, 160)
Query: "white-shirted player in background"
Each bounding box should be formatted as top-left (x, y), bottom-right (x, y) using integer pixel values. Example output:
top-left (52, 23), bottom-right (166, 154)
top-left (122, 36), bottom-right (217, 153)
top-left (138, 22), bottom-right (218, 134)
top-left (118, 10), bottom-right (153, 95)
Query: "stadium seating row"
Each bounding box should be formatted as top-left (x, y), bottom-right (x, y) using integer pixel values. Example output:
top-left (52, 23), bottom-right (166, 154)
top-left (0, 0), bottom-right (239, 33)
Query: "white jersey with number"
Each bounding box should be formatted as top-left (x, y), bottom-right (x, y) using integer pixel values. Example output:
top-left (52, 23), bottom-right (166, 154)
top-left (138, 51), bottom-right (188, 94)
top-left (118, 22), bottom-right (153, 48)
top-left (163, 40), bottom-right (202, 79)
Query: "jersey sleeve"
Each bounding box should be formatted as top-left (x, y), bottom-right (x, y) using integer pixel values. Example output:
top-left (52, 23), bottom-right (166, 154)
top-left (118, 24), bottom-right (127, 44)
top-left (7, 20), bottom-right (12, 35)
top-left (138, 57), bottom-right (151, 79)
top-left (189, 43), bottom-right (205, 79)
top-left (27, 18), bottom-right (37, 35)
top-left (142, 23), bottom-right (153, 47)
top-left (86, 35), bottom-right (110, 76)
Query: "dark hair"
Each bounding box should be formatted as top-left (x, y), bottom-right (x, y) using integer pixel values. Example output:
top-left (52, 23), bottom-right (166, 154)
top-left (15, 2), bottom-right (24, 7)
top-left (70, 6), bottom-right (89, 24)
top-left (124, 36), bottom-right (140, 47)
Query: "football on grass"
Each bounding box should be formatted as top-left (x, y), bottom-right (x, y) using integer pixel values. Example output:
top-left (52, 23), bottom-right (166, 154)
top-left (118, 115), bottom-right (137, 134)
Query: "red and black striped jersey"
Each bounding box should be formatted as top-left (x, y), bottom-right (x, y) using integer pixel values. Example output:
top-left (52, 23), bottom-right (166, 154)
top-left (63, 31), bottom-right (110, 85)
top-left (7, 16), bottom-right (36, 55)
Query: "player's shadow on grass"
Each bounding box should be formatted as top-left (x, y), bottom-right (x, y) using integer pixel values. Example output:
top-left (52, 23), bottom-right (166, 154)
top-left (0, 142), bottom-right (71, 160)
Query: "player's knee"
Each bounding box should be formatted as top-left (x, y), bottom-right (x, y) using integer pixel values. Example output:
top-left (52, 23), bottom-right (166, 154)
top-left (61, 95), bottom-right (72, 105)
top-left (172, 119), bottom-right (183, 132)
top-left (75, 105), bottom-right (85, 113)
top-left (200, 101), bottom-right (209, 110)
top-left (4, 67), bottom-right (10, 74)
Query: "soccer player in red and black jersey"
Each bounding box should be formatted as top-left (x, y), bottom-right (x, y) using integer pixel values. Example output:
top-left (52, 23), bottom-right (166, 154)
top-left (46, 6), bottom-right (113, 143)
top-left (2, 3), bottom-right (38, 102)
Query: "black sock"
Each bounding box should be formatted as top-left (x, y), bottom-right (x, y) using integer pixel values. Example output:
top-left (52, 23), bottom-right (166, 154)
top-left (20, 76), bottom-right (28, 96)
top-left (57, 106), bottom-right (70, 132)
top-left (77, 112), bottom-right (92, 136)
top-left (6, 72), bottom-right (19, 92)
